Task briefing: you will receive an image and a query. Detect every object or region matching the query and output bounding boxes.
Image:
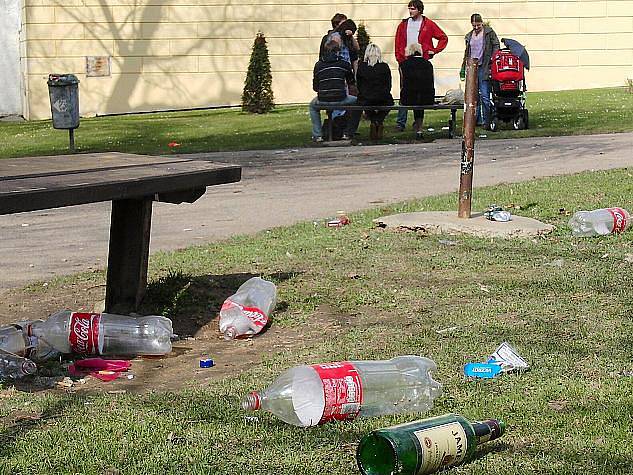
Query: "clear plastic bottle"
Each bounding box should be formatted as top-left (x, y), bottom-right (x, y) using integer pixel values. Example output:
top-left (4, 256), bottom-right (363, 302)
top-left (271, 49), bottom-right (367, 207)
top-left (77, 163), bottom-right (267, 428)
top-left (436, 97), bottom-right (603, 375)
top-left (242, 356), bottom-right (442, 427)
top-left (0, 348), bottom-right (37, 380)
top-left (0, 325), bottom-right (31, 356)
top-left (568, 207), bottom-right (630, 237)
top-left (0, 323), bottom-right (58, 362)
top-left (219, 277), bottom-right (277, 340)
top-left (30, 310), bottom-right (173, 356)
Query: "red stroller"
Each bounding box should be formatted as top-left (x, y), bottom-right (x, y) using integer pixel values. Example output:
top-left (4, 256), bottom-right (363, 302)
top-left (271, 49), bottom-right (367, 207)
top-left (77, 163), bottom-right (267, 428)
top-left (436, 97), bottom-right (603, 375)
top-left (488, 48), bottom-right (528, 131)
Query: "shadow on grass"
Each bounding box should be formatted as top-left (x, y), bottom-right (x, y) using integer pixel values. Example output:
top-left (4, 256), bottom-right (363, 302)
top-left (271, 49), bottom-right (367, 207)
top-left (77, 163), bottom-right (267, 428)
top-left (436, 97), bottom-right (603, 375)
top-left (0, 393), bottom-right (87, 458)
top-left (139, 270), bottom-right (299, 338)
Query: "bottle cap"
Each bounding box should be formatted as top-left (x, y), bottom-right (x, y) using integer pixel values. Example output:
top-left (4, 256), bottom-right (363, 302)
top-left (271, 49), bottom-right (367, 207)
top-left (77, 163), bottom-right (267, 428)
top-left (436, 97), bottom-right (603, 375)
top-left (199, 358), bottom-right (214, 368)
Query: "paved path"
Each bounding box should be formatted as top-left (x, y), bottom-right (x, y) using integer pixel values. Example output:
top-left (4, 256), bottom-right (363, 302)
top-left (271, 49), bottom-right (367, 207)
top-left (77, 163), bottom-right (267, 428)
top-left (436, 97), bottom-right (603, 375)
top-left (1, 132), bottom-right (631, 290)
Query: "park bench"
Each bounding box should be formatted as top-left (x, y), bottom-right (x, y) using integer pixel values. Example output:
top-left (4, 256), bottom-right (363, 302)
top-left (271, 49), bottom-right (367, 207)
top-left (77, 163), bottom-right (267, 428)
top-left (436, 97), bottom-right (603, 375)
top-left (0, 152), bottom-right (241, 313)
top-left (315, 98), bottom-right (461, 141)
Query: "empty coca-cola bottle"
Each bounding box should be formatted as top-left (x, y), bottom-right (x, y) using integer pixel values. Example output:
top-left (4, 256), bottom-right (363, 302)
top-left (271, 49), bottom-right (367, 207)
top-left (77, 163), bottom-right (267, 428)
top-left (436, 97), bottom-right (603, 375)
top-left (568, 207), bottom-right (630, 237)
top-left (0, 348), bottom-right (37, 380)
top-left (30, 310), bottom-right (173, 356)
top-left (219, 277), bottom-right (277, 340)
top-left (242, 356), bottom-right (442, 427)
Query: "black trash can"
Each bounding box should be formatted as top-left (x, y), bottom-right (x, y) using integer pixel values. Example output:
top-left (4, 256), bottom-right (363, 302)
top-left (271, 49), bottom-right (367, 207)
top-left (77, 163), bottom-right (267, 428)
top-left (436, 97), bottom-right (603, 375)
top-left (47, 74), bottom-right (80, 150)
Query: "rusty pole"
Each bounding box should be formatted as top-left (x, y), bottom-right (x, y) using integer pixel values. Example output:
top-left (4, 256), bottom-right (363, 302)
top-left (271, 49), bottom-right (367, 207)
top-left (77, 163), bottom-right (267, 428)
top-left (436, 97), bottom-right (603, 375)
top-left (458, 58), bottom-right (479, 218)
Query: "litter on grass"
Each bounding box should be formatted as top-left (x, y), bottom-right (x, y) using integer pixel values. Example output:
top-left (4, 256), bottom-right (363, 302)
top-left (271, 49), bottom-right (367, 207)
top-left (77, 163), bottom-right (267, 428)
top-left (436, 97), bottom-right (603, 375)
top-left (464, 342), bottom-right (529, 379)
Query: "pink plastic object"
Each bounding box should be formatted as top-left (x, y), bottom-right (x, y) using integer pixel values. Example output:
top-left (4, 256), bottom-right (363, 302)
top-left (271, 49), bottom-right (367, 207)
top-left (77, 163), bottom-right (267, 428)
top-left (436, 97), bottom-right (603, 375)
top-left (68, 358), bottom-right (131, 381)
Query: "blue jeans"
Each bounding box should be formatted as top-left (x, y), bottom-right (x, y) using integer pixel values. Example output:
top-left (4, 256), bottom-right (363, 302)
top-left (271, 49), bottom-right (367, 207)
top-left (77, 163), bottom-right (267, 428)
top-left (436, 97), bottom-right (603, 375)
top-left (396, 106), bottom-right (408, 129)
top-left (477, 67), bottom-right (491, 125)
top-left (309, 95), bottom-right (357, 138)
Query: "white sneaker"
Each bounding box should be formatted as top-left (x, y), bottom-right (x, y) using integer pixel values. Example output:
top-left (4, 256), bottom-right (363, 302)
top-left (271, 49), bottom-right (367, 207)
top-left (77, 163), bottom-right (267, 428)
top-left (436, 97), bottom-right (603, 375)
top-left (313, 136), bottom-right (324, 143)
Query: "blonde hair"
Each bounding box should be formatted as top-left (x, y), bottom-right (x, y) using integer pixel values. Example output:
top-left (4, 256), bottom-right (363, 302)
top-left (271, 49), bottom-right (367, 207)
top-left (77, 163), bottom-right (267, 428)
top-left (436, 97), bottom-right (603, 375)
top-left (405, 43), bottom-right (422, 57)
top-left (364, 43), bottom-right (383, 67)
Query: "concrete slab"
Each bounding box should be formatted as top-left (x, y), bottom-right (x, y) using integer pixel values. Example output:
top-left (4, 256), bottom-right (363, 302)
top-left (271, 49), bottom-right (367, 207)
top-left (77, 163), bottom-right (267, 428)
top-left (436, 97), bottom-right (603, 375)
top-left (374, 211), bottom-right (555, 238)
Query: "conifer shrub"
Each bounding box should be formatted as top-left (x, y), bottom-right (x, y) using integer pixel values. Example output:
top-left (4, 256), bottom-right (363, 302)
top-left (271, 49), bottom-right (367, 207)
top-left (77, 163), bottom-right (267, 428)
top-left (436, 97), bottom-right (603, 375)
top-left (242, 32), bottom-right (274, 113)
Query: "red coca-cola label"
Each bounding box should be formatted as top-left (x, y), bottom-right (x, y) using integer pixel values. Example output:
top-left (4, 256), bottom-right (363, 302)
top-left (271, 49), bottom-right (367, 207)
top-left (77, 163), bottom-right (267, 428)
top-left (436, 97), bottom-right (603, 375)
top-left (312, 361), bottom-right (363, 424)
top-left (69, 312), bottom-right (101, 354)
top-left (221, 300), bottom-right (268, 328)
top-left (607, 208), bottom-right (628, 233)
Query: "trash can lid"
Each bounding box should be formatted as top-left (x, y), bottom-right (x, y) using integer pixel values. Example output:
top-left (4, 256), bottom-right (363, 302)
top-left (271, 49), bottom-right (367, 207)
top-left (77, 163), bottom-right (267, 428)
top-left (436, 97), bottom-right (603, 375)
top-left (47, 74), bottom-right (80, 86)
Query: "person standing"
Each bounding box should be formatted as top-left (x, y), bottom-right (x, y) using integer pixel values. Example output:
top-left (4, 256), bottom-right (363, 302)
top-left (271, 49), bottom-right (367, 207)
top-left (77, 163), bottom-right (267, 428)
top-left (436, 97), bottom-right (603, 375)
top-left (399, 43), bottom-right (435, 139)
top-left (460, 13), bottom-right (500, 127)
top-left (309, 35), bottom-right (357, 142)
top-left (348, 43), bottom-right (394, 140)
top-left (394, 0), bottom-right (447, 132)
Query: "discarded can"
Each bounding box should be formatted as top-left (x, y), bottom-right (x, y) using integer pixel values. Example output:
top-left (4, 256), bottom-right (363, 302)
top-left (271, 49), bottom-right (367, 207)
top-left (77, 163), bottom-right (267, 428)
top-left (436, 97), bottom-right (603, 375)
top-left (327, 214), bottom-right (350, 227)
top-left (484, 205), bottom-right (511, 222)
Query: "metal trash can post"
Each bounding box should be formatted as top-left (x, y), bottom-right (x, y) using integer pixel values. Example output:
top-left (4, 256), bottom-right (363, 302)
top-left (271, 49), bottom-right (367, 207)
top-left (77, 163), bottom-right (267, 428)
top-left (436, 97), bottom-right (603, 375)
top-left (47, 74), bottom-right (80, 152)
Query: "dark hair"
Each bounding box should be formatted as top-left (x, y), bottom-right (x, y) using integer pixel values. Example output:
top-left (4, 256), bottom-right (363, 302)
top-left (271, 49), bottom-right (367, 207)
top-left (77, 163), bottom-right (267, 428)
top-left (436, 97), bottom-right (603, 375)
top-left (471, 13), bottom-right (483, 23)
top-left (331, 13), bottom-right (347, 29)
top-left (408, 0), bottom-right (424, 13)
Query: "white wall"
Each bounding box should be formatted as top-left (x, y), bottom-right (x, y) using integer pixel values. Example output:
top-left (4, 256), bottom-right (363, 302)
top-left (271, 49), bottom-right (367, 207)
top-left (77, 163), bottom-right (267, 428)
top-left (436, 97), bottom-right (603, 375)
top-left (0, 0), bottom-right (23, 117)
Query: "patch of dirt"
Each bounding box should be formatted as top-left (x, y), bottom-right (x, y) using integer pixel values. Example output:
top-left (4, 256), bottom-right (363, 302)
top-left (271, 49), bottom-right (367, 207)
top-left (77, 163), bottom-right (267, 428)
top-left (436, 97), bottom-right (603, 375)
top-left (0, 280), bottom-right (366, 394)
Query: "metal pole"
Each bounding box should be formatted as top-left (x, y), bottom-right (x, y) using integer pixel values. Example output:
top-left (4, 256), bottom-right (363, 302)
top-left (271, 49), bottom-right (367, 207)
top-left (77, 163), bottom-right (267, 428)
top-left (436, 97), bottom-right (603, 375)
top-left (458, 58), bottom-right (478, 218)
top-left (69, 128), bottom-right (75, 153)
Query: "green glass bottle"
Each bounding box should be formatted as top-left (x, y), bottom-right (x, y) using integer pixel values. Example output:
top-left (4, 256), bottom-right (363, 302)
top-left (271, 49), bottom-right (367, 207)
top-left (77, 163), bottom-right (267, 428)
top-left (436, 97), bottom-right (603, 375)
top-left (356, 413), bottom-right (505, 475)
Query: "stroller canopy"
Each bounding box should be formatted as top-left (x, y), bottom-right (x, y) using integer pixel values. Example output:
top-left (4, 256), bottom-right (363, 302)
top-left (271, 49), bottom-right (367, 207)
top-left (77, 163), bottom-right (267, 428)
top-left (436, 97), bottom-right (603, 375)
top-left (501, 38), bottom-right (530, 70)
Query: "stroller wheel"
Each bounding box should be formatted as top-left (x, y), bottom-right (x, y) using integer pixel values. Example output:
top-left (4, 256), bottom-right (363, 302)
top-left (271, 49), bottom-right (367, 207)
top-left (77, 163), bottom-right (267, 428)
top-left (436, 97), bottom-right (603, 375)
top-left (489, 116), bottom-right (498, 132)
top-left (523, 110), bottom-right (529, 129)
top-left (513, 114), bottom-right (525, 130)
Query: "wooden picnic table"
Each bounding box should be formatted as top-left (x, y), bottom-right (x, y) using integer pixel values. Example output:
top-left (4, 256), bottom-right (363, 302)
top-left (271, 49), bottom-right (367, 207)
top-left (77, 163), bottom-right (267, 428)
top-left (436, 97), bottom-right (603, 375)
top-left (0, 152), bottom-right (241, 313)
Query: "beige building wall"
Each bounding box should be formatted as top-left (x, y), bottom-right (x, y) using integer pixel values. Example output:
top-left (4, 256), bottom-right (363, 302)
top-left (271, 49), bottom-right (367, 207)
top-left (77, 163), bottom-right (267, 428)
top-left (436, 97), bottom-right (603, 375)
top-left (21, 0), bottom-right (633, 119)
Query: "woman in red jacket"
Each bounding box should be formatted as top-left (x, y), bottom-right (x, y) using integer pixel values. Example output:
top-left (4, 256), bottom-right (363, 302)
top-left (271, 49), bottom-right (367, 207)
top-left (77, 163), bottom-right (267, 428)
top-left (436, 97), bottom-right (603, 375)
top-left (394, 0), bottom-right (447, 132)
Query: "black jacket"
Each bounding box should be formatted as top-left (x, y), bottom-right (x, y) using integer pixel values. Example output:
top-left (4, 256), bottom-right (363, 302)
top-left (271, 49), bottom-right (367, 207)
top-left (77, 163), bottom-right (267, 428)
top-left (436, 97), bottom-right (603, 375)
top-left (399, 55), bottom-right (435, 106)
top-left (356, 62), bottom-right (394, 105)
top-left (313, 53), bottom-right (355, 102)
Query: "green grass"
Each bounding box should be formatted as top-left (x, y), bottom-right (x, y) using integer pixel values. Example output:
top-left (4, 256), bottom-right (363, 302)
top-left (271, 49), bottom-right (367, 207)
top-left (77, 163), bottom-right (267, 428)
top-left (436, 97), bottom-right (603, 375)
top-left (1, 87), bottom-right (632, 159)
top-left (2, 168), bottom-right (633, 474)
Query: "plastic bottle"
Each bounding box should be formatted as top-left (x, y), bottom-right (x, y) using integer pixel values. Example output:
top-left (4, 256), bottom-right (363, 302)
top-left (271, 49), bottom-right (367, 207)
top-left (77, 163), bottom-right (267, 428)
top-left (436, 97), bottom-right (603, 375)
top-left (30, 310), bottom-right (173, 356)
top-left (0, 323), bottom-right (58, 362)
top-left (242, 356), bottom-right (441, 427)
top-left (0, 324), bottom-right (31, 356)
top-left (0, 348), bottom-right (37, 380)
top-left (568, 207), bottom-right (630, 237)
top-left (219, 277), bottom-right (277, 340)
top-left (356, 413), bottom-right (506, 475)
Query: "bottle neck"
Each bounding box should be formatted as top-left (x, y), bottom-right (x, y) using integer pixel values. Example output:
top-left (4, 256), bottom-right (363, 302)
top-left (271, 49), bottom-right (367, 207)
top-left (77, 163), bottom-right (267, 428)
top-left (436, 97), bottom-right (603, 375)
top-left (472, 419), bottom-right (505, 444)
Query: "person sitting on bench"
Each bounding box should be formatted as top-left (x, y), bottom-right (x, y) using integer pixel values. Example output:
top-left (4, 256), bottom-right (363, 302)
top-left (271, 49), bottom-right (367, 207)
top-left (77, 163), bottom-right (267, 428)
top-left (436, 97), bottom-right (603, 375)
top-left (348, 43), bottom-right (394, 140)
top-left (399, 42), bottom-right (435, 139)
top-left (309, 35), bottom-right (357, 142)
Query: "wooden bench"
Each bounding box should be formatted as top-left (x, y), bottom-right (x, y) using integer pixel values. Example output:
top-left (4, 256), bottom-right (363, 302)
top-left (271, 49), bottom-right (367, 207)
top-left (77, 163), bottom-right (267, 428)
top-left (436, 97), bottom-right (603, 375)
top-left (0, 152), bottom-right (241, 313)
top-left (315, 99), bottom-right (461, 140)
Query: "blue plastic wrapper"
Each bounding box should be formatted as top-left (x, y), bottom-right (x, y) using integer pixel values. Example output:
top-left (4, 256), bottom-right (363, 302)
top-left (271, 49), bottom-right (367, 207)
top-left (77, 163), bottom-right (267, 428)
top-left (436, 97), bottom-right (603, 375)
top-left (463, 362), bottom-right (504, 379)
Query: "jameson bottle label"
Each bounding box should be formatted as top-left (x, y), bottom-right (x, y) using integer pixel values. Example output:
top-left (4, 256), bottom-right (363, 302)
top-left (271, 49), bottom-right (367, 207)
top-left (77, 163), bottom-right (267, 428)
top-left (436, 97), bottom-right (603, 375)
top-left (312, 362), bottom-right (363, 423)
top-left (413, 422), bottom-right (468, 473)
top-left (69, 312), bottom-right (101, 354)
top-left (607, 208), bottom-right (627, 233)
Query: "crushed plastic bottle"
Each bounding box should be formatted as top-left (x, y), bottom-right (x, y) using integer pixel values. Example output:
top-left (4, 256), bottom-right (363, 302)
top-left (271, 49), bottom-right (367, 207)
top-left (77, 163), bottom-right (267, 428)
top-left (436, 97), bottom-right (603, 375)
top-left (242, 356), bottom-right (441, 427)
top-left (29, 310), bottom-right (173, 356)
top-left (219, 277), bottom-right (277, 340)
top-left (568, 207), bottom-right (630, 237)
top-left (0, 348), bottom-right (37, 380)
top-left (0, 323), bottom-right (58, 362)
